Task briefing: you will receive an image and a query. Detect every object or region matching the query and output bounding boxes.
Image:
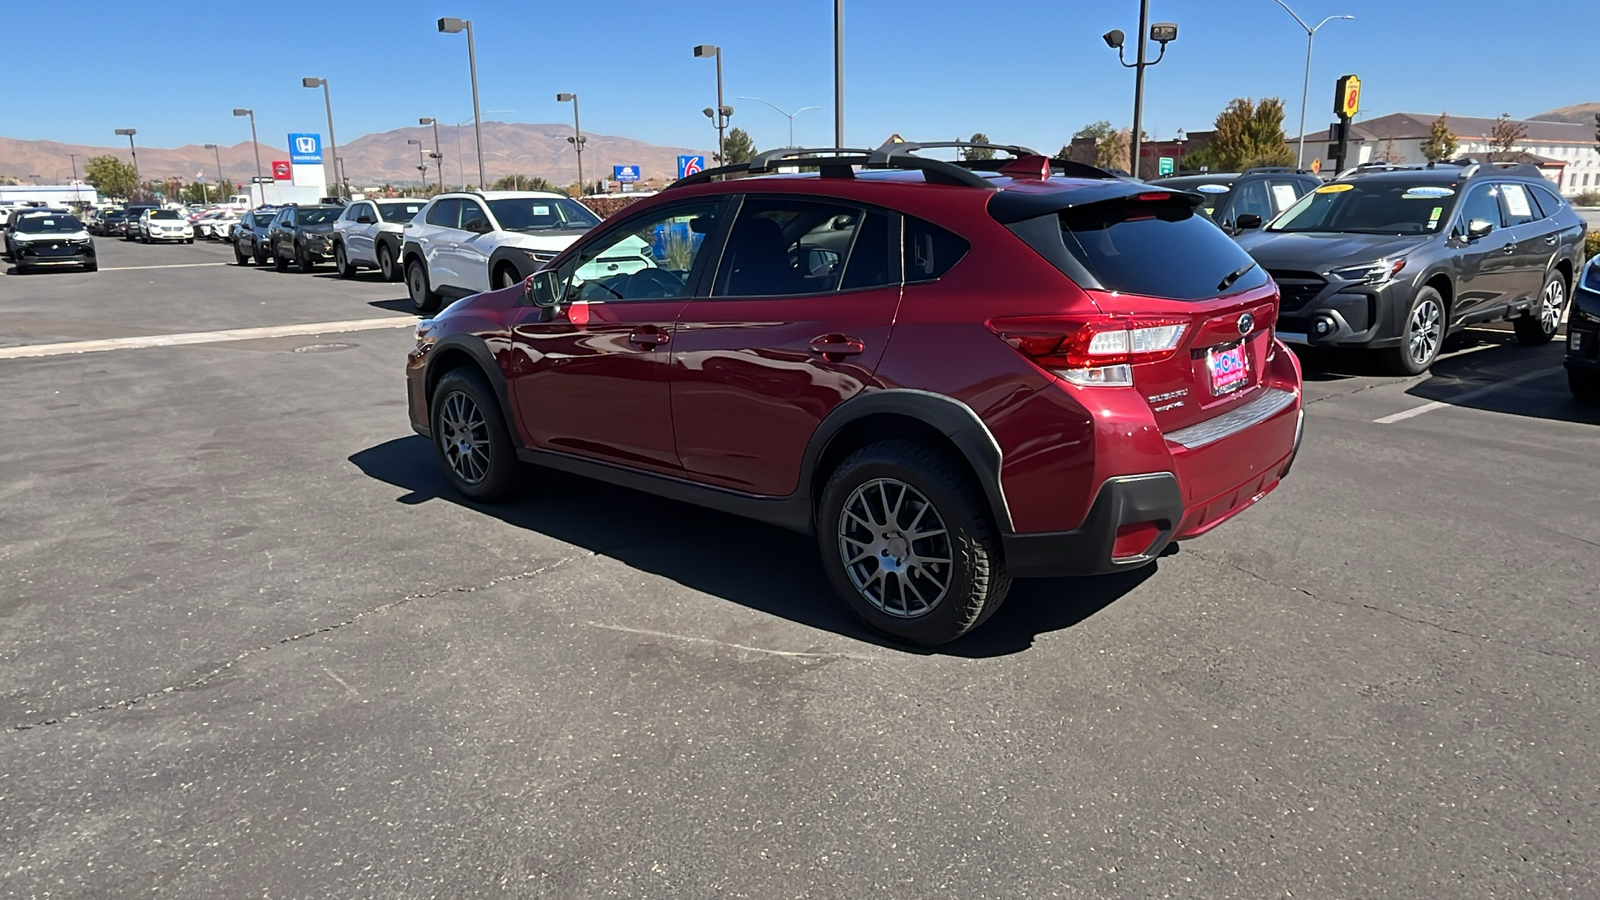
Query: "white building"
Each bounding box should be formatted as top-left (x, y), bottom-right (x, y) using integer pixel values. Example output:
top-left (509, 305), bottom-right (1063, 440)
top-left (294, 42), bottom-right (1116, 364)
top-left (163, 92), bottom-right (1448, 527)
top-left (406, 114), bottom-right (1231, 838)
top-left (1302, 113), bottom-right (1599, 196)
top-left (0, 183), bottom-right (101, 207)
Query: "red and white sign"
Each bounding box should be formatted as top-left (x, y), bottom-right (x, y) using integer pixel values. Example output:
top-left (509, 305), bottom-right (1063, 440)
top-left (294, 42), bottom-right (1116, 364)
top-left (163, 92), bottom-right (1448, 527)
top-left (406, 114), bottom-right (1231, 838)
top-left (271, 160), bottom-right (292, 180)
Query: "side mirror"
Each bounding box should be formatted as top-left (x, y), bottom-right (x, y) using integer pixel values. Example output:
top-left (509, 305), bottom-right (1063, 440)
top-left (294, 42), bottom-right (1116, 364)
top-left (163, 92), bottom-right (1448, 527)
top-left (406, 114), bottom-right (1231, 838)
top-left (1234, 213), bottom-right (1264, 231)
top-left (356, 215), bottom-right (374, 224)
top-left (1466, 218), bottom-right (1494, 241)
top-left (466, 219), bottom-right (492, 235)
top-left (525, 269), bottom-right (565, 308)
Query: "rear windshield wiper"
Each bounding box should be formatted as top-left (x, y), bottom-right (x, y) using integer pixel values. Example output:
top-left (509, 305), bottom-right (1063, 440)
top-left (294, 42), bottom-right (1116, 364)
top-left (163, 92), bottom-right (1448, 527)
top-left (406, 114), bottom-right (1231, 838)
top-left (1217, 261), bottom-right (1257, 291)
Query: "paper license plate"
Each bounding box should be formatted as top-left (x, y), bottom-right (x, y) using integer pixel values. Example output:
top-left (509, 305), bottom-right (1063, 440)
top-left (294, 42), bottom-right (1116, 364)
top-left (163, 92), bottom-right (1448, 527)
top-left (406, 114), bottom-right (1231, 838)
top-left (1207, 342), bottom-right (1250, 395)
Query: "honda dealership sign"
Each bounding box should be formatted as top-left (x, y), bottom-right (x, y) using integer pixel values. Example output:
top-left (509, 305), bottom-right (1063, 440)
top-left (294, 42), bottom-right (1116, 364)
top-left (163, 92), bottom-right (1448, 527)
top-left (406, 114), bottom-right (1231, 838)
top-left (286, 133), bottom-right (327, 191)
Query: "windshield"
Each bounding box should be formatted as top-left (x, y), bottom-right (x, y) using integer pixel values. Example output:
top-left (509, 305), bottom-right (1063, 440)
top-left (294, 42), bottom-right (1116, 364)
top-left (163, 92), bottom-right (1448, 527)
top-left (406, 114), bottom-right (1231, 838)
top-left (299, 208), bottom-right (340, 225)
top-left (252, 212), bottom-right (276, 226)
top-left (150, 209), bottom-right (181, 220)
top-left (487, 197), bottom-right (601, 232)
top-left (17, 215), bottom-right (84, 234)
top-left (377, 201), bottom-right (423, 223)
top-left (1268, 181), bottom-right (1459, 235)
top-left (1156, 180), bottom-right (1233, 220)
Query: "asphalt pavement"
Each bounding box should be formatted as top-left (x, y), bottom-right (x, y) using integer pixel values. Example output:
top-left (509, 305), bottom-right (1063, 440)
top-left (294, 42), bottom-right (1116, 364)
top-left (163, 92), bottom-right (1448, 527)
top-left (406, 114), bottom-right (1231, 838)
top-left (2, 236), bottom-right (1597, 898)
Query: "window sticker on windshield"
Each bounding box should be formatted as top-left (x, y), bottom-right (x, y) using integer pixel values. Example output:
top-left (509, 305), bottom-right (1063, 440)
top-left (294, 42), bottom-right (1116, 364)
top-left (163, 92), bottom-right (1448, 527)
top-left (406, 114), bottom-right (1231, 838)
top-left (1315, 183), bottom-right (1353, 193)
top-left (1196, 184), bottom-right (1229, 194)
top-left (1270, 184), bottom-right (1299, 211)
top-left (1427, 207), bottom-right (1443, 229)
top-left (1401, 186), bottom-right (1455, 199)
top-left (533, 205), bottom-right (550, 216)
top-left (1503, 186), bottom-right (1532, 218)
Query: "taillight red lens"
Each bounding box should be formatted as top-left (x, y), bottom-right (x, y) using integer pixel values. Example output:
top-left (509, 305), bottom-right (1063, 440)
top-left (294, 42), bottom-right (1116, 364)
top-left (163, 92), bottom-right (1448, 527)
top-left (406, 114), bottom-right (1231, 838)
top-left (990, 316), bottom-right (1189, 369)
top-left (1112, 522), bottom-right (1162, 558)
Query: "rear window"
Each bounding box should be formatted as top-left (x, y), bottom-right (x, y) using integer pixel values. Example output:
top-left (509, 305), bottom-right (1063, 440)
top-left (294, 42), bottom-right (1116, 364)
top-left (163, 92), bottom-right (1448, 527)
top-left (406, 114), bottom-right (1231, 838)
top-left (1056, 199), bottom-right (1267, 300)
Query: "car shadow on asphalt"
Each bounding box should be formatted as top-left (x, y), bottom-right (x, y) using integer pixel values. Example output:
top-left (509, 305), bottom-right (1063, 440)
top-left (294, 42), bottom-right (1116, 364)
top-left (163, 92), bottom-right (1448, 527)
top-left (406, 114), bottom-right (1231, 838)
top-left (366, 298), bottom-right (427, 316)
top-left (348, 435), bottom-right (1151, 658)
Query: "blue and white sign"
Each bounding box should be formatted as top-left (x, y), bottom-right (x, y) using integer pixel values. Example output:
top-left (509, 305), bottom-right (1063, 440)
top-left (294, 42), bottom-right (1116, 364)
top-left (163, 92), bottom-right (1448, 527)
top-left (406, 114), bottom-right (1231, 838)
top-left (613, 165), bottom-right (641, 183)
top-left (288, 133), bottom-right (323, 164)
top-left (677, 155), bottom-right (704, 179)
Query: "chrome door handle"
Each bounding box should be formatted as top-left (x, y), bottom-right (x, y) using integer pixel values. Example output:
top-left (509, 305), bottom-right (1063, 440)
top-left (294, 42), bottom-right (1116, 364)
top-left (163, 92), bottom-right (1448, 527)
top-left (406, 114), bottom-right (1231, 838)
top-left (1503, 244), bottom-right (1516, 254)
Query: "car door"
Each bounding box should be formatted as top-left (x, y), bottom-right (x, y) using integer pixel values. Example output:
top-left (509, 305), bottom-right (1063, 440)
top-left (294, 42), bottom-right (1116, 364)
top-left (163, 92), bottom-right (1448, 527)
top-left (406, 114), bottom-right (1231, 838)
top-left (670, 195), bottom-right (903, 495)
top-left (271, 208), bottom-right (294, 257)
top-left (417, 198), bottom-right (463, 287)
top-left (1495, 182), bottom-right (1552, 306)
top-left (506, 197), bottom-right (727, 474)
top-left (451, 198), bottom-right (495, 294)
top-left (1450, 182), bottom-right (1516, 322)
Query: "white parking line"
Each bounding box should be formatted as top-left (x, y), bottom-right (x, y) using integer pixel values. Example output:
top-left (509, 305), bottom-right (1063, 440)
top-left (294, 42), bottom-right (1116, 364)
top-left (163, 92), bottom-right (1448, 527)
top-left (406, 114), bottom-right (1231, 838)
top-left (1373, 366), bottom-right (1565, 424)
top-left (97, 262), bottom-right (233, 272)
top-left (0, 317), bottom-right (416, 361)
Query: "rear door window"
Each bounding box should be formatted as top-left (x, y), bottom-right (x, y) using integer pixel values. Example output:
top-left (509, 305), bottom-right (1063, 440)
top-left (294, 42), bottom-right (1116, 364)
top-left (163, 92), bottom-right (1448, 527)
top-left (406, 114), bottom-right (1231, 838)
top-left (840, 209), bottom-right (899, 291)
top-left (1497, 183), bottom-right (1537, 226)
top-left (1058, 198), bottom-right (1268, 300)
top-left (904, 216), bottom-right (969, 282)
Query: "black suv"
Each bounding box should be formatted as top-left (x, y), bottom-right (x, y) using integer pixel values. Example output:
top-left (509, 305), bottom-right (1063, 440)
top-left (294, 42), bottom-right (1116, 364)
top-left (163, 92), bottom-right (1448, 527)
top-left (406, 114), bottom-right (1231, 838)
top-left (1566, 257), bottom-right (1600, 400)
top-left (1236, 161), bottom-right (1587, 374)
top-left (1150, 167), bottom-right (1321, 235)
top-left (266, 204), bottom-right (343, 272)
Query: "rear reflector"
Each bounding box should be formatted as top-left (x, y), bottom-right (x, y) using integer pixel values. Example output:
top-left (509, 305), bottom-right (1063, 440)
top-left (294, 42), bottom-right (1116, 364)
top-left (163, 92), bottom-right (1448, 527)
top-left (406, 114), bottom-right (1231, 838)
top-left (1112, 522), bottom-right (1163, 559)
top-left (989, 315), bottom-right (1188, 387)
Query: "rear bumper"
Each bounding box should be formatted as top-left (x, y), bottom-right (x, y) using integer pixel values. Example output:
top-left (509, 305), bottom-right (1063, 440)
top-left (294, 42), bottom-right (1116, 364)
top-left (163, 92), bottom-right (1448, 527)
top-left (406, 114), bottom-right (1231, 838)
top-left (1003, 473), bottom-right (1184, 577)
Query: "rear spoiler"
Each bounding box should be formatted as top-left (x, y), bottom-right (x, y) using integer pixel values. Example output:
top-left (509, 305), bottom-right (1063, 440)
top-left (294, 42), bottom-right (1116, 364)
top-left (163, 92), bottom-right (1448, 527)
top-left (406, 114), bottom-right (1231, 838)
top-left (987, 185), bottom-right (1204, 224)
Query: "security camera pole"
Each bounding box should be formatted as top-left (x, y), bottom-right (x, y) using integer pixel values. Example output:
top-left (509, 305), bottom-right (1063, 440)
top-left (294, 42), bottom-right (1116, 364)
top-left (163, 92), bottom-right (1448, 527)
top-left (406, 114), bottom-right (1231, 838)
top-left (419, 118), bottom-right (445, 192)
top-left (1102, 1), bottom-right (1178, 179)
top-left (693, 44), bottom-right (726, 163)
top-left (438, 18), bottom-right (487, 190)
top-left (301, 77), bottom-right (343, 198)
top-left (232, 109), bottom-right (264, 202)
top-left (557, 93), bottom-right (586, 188)
top-left (114, 128), bottom-right (138, 187)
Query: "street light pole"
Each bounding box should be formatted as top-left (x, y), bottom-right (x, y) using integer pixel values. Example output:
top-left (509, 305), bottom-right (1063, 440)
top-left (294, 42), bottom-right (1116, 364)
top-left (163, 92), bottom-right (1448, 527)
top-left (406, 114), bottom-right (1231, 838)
top-left (204, 143), bottom-right (225, 197)
top-left (738, 97), bottom-right (820, 148)
top-left (114, 128), bottom-right (139, 191)
top-left (557, 93), bottom-right (586, 189)
top-left (1273, 1), bottom-right (1354, 169)
top-left (834, 0), bottom-right (845, 147)
top-left (420, 118), bottom-right (444, 193)
top-left (693, 45), bottom-right (727, 163)
top-left (233, 109), bottom-right (264, 204)
top-left (438, 18), bottom-right (487, 190)
top-left (408, 139), bottom-right (428, 191)
top-left (302, 77), bottom-right (343, 198)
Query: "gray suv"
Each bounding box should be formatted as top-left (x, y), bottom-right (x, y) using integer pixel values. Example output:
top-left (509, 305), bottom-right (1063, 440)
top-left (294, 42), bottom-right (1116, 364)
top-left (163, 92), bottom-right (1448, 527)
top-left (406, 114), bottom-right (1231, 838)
top-left (1236, 161), bottom-right (1587, 374)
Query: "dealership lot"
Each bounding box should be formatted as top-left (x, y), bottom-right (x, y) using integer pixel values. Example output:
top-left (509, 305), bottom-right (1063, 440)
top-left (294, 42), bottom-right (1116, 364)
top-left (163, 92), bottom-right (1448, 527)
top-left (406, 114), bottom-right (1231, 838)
top-left (2, 238), bottom-right (1598, 896)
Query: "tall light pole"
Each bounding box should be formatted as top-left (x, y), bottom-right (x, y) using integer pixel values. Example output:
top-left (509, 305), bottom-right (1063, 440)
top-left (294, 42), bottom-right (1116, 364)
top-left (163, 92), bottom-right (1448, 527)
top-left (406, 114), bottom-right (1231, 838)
top-left (1102, 8), bottom-right (1179, 179)
top-left (203, 143), bottom-right (225, 198)
top-left (1273, 1), bottom-right (1354, 169)
top-left (438, 17), bottom-right (487, 190)
top-left (556, 93), bottom-right (586, 189)
top-left (693, 44), bottom-right (727, 163)
top-left (301, 77), bottom-right (343, 198)
top-left (834, 0), bottom-right (844, 147)
top-left (738, 97), bottom-right (820, 148)
top-left (114, 128), bottom-right (139, 189)
top-left (419, 117), bottom-right (444, 192)
top-left (232, 109), bottom-right (263, 204)
top-left (408, 139), bottom-right (428, 191)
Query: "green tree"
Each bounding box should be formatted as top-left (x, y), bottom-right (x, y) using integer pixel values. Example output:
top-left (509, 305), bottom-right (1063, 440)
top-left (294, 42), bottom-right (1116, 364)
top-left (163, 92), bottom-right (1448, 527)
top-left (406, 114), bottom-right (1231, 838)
top-left (83, 155), bottom-right (138, 200)
top-left (965, 132), bottom-right (995, 161)
top-left (1420, 113), bottom-right (1459, 162)
top-left (1096, 129), bottom-right (1129, 170)
top-left (491, 174), bottom-right (557, 192)
top-left (1207, 97), bottom-right (1295, 170)
top-left (721, 127), bottom-right (757, 165)
top-left (1073, 121), bottom-right (1116, 142)
top-left (1488, 112), bottom-right (1528, 160)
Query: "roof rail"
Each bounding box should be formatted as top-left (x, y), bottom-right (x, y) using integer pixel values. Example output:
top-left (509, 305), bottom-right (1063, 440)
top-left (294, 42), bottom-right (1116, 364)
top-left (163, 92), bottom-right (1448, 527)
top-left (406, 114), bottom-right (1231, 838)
top-left (1242, 166), bottom-right (1316, 175)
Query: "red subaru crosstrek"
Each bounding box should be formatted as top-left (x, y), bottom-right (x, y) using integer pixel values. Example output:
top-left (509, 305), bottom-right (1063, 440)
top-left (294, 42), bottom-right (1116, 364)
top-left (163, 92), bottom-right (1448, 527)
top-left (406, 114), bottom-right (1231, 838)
top-left (406, 143), bottom-right (1303, 646)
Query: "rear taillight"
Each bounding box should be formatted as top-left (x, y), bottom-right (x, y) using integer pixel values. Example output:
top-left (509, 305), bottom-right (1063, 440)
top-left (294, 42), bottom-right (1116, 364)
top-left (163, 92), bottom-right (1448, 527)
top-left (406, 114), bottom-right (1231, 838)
top-left (990, 316), bottom-right (1188, 387)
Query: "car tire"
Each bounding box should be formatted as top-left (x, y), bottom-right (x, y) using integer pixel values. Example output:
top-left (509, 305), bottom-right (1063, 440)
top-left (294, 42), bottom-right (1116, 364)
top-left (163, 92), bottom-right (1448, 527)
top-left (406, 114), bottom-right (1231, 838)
top-left (494, 263), bottom-right (521, 291)
top-left (1514, 270), bottom-right (1566, 346)
top-left (273, 249), bottom-right (288, 272)
top-left (83, 261), bottom-right (97, 272)
top-left (1570, 369), bottom-right (1600, 402)
top-left (255, 249), bottom-right (270, 267)
top-left (817, 439), bottom-right (1010, 647)
top-left (377, 243), bottom-right (398, 282)
top-left (296, 244), bottom-right (314, 272)
top-left (185, 238), bottom-right (194, 244)
top-left (335, 243), bottom-right (355, 278)
top-left (407, 258), bottom-right (441, 312)
top-left (1381, 286), bottom-right (1446, 376)
top-left (234, 244), bottom-right (249, 265)
top-left (430, 367), bottom-right (519, 502)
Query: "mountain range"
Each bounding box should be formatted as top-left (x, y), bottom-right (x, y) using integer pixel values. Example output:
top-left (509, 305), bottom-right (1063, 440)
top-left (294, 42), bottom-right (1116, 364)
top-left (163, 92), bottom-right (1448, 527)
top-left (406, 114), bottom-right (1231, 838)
top-left (1531, 103), bottom-right (1600, 126)
top-left (0, 122), bottom-right (713, 188)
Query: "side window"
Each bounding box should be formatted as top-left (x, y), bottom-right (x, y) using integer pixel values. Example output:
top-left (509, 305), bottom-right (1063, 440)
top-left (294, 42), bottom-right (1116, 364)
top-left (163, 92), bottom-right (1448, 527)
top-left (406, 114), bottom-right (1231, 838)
top-left (904, 216), bottom-right (970, 283)
top-left (459, 201), bottom-right (491, 233)
top-left (1497, 183), bottom-right (1537, 226)
top-left (566, 199), bottom-right (721, 302)
top-left (424, 199), bottom-right (461, 228)
top-left (1455, 185), bottom-right (1503, 234)
top-left (1228, 180), bottom-right (1276, 223)
top-left (1269, 180), bottom-right (1309, 213)
top-left (712, 197), bottom-right (864, 297)
top-left (840, 209), bottom-right (900, 291)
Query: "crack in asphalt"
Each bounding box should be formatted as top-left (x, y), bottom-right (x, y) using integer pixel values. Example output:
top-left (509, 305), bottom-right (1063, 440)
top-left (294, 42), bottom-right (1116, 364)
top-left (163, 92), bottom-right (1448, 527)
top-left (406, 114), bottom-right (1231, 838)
top-left (1302, 376), bottom-right (1420, 405)
top-left (1186, 549), bottom-right (1587, 664)
top-left (10, 555), bottom-right (582, 732)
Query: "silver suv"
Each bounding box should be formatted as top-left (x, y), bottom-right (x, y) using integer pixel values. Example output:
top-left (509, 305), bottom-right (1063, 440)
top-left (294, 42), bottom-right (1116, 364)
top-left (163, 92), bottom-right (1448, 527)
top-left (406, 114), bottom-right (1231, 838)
top-left (399, 190), bottom-right (602, 311)
top-left (332, 198), bottom-right (425, 282)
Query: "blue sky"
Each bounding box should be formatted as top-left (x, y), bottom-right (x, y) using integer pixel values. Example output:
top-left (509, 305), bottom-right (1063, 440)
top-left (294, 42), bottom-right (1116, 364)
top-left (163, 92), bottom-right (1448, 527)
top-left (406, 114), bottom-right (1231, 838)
top-left (4, 0), bottom-right (1592, 155)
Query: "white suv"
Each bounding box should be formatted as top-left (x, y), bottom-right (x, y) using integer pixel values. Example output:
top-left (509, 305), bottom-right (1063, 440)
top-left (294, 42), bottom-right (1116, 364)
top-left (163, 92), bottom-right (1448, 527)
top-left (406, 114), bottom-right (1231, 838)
top-left (400, 190), bottom-right (602, 311)
top-left (137, 208), bottom-right (194, 244)
top-left (332, 198), bottom-right (426, 281)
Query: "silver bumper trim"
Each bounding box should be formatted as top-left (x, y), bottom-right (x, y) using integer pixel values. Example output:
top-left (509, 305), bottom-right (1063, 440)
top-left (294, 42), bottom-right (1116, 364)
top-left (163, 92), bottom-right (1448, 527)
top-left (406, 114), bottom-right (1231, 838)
top-left (1165, 387), bottom-right (1298, 450)
top-left (1276, 331), bottom-right (1309, 345)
